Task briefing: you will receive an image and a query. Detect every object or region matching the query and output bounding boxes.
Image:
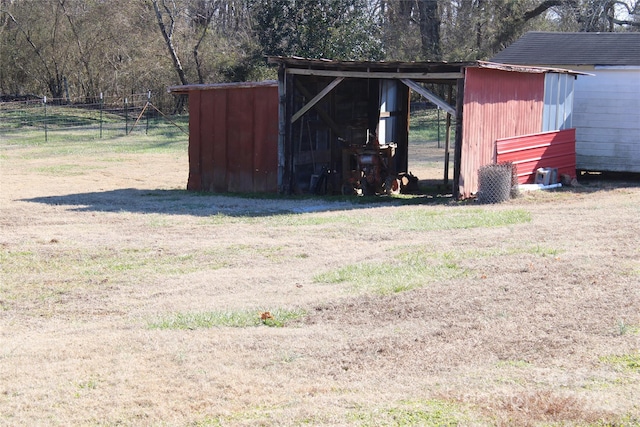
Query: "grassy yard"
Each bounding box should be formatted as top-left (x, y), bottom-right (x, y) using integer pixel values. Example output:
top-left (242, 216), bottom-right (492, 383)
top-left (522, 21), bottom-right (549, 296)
top-left (1, 120), bottom-right (639, 426)
top-left (0, 102), bottom-right (188, 144)
top-left (409, 107), bottom-right (455, 145)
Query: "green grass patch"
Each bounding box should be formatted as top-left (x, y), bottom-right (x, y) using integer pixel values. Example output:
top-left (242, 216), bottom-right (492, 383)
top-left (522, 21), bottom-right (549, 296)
top-left (148, 308), bottom-right (306, 330)
top-left (395, 208), bottom-right (531, 231)
top-left (34, 164), bottom-right (96, 176)
top-left (600, 353), bottom-right (640, 372)
top-left (314, 243), bottom-right (560, 295)
top-left (349, 399), bottom-right (472, 426)
top-left (409, 108), bottom-right (456, 144)
top-left (0, 246), bottom-right (228, 301)
top-left (1, 130), bottom-right (187, 156)
top-left (314, 249), bottom-right (466, 294)
top-left (1, 108), bottom-right (188, 155)
top-left (0, 247), bottom-right (216, 278)
top-left (206, 205), bottom-right (527, 231)
top-left (617, 320), bottom-right (640, 336)
top-left (199, 207), bottom-right (531, 233)
top-left (0, 242), bottom-right (292, 308)
top-left (456, 244), bottom-right (562, 259)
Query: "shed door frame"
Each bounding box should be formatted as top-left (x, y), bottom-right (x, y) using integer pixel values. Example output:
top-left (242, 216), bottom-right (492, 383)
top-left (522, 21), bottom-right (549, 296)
top-left (277, 65), bottom-right (464, 195)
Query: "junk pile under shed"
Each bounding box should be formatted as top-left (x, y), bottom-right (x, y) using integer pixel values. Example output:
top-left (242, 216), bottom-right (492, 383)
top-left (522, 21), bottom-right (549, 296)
top-left (169, 58), bottom-right (586, 199)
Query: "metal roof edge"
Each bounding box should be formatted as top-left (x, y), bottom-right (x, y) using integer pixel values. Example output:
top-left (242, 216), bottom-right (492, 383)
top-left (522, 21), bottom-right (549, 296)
top-left (266, 56), bottom-right (474, 69)
top-left (168, 80), bottom-right (278, 93)
top-left (594, 65), bottom-right (640, 70)
top-left (475, 60), bottom-right (592, 76)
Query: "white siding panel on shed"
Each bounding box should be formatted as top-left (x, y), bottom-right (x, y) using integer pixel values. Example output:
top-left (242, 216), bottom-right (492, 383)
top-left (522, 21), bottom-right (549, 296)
top-left (543, 73), bottom-right (574, 131)
top-left (574, 68), bottom-right (640, 173)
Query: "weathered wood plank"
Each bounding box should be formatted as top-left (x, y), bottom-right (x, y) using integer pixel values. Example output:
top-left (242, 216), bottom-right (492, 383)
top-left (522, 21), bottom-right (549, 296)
top-left (286, 68), bottom-right (463, 80)
top-left (291, 77), bottom-right (344, 124)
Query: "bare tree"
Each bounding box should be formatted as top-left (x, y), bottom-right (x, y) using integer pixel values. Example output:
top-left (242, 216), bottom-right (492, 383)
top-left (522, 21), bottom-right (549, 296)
top-left (417, 0), bottom-right (441, 59)
top-left (58, 0), bottom-right (99, 99)
top-left (0, 2), bottom-right (68, 97)
top-left (150, 0), bottom-right (189, 85)
top-left (191, 2), bottom-right (214, 84)
top-left (490, 0), bottom-right (565, 52)
top-left (573, 0), bottom-right (640, 31)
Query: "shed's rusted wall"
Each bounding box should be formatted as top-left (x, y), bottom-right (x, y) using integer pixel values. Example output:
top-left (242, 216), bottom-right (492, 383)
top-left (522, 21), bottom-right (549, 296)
top-left (496, 128), bottom-right (576, 183)
top-left (459, 67), bottom-right (545, 197)
top-left (187, 84), bottom-right (279, 193)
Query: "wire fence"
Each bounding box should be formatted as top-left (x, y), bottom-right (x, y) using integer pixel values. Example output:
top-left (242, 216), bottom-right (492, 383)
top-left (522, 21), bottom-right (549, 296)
top-left (0, 92), bottom-right (188, 143)
top-left (408, 102), bottom-right (457, 149)
top-left (1, 95), bottom-right (451, 151)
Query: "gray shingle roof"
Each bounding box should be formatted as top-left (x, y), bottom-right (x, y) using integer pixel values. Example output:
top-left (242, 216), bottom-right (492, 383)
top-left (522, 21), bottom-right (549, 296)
top-left (491, 31), bottom-right (640, 66)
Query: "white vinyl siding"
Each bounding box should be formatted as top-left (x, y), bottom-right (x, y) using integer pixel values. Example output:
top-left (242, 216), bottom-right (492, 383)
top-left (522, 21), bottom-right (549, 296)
top-left (573, 68), bottom-right (640, 172)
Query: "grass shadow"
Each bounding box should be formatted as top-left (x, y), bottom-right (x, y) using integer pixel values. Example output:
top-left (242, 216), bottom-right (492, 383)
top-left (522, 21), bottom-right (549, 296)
top-left (21, 187), bottom-right (458, 217)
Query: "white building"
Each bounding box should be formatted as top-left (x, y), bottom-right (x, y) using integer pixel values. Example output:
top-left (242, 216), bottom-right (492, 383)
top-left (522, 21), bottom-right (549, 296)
top-left (492, 32), bottom-right (640, 174)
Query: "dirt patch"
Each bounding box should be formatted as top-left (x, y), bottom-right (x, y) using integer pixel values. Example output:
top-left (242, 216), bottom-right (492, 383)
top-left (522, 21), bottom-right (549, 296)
top-left (1, 140), bottom-right (639, 425)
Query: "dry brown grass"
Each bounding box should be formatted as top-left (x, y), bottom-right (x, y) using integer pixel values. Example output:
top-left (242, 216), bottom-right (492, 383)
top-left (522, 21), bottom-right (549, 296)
top-left (1, 138), bottom-right (639, 426)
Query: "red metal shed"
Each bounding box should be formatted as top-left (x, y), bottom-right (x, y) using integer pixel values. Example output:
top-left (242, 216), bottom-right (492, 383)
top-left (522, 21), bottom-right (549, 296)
top-left (169, 81), bottom-right (279, 193)
top-left (459, 64), bottom-right (580, 196)
top-left (170, 60), bottom-right (583, 199)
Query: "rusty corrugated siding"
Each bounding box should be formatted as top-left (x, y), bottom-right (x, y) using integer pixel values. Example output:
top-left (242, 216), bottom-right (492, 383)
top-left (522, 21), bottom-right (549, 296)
top-left (496, 129), bottom-right (576, 183)
top-left (460, 67), bottom-right (545, 198)
top-left (186, 84), bottom-right (279, 193)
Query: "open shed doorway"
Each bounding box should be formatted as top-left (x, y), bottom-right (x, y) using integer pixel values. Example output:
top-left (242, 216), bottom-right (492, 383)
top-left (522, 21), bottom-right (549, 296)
top-left (406, 81), bottom-right (457, 195)
top-left (287, 76), bottom-right (411, 196)
top-left (270, 56), bottom-right (464, 197)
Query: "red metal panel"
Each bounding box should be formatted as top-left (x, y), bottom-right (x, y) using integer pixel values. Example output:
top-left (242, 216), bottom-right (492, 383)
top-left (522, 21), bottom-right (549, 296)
top-left (199, 91), bottom-right (218, 191)
top-left (184, 83), bottom-right (279, 193)
top-left (226, 88), bottom-right (255, 192)
top-left (460, 67), bottom-right (545, 198)
top-left (496, 129), bottom-right (576, 184)
top-left (252, 86), bottom-right (279, 192)
top-left (209, 90), bottom-right (228, 192)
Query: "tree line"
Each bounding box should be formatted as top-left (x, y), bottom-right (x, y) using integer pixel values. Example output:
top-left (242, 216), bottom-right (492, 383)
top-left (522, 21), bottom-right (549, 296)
top-left (1, 0), bottom-right (638, 106)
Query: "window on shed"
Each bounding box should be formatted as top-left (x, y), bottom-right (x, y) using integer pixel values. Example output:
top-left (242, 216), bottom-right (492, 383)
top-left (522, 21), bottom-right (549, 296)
top-left (543, 73), bottom-right (574, 131)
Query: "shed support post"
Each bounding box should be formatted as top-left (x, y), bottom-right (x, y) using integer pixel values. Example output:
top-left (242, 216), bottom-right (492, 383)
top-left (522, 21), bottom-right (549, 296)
top-left (444, 84), bottom-right (453, 185)
top-left (453, 77), bottom-right (465, 199)
top-left (277, 65), bottom-right (286, 193)
top-left (284, 71), bottom-right (295, 194)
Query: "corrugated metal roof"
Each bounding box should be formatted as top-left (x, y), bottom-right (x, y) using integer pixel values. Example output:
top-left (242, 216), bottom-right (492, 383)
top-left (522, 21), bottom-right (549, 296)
top-left (267, 56), bottom-right (585, 75)
top-left (476, 60), bottom-right (588, 75)
top-left (491, 31), bottom-right (640, 66)
top-left (267, 56), bottom-right (473, 74)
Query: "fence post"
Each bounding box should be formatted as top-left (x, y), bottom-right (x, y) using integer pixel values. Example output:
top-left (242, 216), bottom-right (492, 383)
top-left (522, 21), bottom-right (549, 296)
top-left (437, 107), bottom-right (441, 149)
top-left (99, 92), bottom-right (104, 139)
top-left (125, 97), bottom-right (129, 135)
top-left (146, 91), bottom-right (151, 135)
top-left (43, 96), bottom-right (48, 143)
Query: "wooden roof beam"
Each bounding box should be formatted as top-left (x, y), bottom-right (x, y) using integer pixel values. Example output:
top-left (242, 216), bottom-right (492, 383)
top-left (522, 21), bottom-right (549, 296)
top-left (291, 77), bottom-right (344, 124)
top-left (294, 79), bottom-right (343, 137)
top-left (286, 68), bottom-right (463, 80)
top-left (400, 78), bottom-right (457, 118)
